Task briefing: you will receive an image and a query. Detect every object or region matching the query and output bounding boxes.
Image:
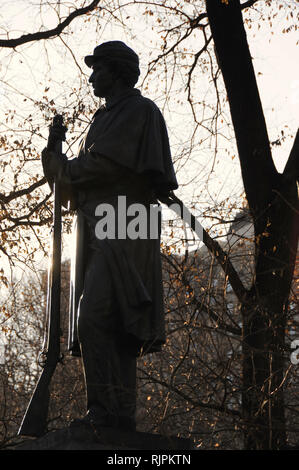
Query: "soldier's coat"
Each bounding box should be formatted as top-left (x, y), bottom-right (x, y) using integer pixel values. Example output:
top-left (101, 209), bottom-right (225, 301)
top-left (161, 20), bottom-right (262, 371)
top-left (63, 89), bottom-right (178, 356)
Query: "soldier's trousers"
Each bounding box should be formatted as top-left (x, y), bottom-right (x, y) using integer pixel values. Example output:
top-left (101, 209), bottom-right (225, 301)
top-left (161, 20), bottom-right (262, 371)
top-left (77, 247), bottom-right (136, 428)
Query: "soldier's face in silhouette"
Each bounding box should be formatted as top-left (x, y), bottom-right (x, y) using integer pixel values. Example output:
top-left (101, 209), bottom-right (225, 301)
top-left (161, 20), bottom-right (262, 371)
top-left (89, 61), bottom-right (116, 98)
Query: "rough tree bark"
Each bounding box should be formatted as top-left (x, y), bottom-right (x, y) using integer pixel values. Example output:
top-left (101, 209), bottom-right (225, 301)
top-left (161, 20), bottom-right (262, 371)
top-left (206, 0), bottom-right (299, 450)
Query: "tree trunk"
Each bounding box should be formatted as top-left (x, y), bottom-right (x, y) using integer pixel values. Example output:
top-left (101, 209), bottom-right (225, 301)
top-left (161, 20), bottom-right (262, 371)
top-left (206, 0), bottom-right (299, 449)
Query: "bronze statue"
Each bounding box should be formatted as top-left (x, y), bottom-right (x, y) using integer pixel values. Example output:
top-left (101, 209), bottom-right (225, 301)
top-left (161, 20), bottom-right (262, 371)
top-left (42, 40), bottom-right (178, 432)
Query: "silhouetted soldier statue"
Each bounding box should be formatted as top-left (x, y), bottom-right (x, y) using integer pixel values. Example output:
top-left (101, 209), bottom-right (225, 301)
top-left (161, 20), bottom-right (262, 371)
top-left (42, 40), bottom-right (178, 432)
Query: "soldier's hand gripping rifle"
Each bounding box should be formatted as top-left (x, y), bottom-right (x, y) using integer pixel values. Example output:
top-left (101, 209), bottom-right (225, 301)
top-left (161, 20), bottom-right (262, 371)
top-left (18, 115), bottom-right (67, 437)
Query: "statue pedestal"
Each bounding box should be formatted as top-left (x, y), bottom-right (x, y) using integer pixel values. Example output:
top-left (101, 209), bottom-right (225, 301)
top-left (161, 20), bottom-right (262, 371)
top-left (14, 424), bottom-right (192, 451)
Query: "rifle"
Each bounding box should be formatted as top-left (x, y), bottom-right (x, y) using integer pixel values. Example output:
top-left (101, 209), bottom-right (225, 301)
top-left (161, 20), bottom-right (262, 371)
top-left (18, 115), bottom-right (66, 437)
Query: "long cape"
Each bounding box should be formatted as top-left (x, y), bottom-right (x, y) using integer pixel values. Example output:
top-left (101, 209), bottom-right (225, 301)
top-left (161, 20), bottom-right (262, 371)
top-left (67, 89), bottom-right (178, 356)
top-left (84, 89), bottom-right (178, 197)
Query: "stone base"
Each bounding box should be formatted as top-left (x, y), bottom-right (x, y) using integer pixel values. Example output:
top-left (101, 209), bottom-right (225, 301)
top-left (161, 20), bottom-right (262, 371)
top-left (13, 424), bottom-right (192, 451)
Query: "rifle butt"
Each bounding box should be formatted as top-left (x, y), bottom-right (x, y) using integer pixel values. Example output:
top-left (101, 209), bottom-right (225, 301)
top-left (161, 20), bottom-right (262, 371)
top-left (18, 363), bottom-right (56, 437)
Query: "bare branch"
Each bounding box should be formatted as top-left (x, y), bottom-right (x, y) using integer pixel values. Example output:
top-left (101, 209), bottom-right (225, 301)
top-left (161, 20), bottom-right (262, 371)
top-left (162, 193), bottom-right (249, 304)
top-left (0, 177), bottom-right (47, 204)
top-left (0, 0), bottom-right (101, 48)
top-left (138, 366), bottom-right (241, 417)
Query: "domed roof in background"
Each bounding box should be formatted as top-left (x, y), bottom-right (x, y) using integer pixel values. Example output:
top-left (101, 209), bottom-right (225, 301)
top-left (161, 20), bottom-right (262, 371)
top-left (228, 207), bottom-right (252, 236)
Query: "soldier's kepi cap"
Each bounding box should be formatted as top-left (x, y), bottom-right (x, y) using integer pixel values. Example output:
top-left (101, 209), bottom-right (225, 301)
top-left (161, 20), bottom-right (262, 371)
top-left (84, 40), bottom-right (140, 70)
top-left (84, 41), bottom-right (140, 86)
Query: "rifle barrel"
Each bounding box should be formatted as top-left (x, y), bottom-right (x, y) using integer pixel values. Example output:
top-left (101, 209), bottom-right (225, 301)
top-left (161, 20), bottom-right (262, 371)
top-left (18, 115), bottom-right (65, 437)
